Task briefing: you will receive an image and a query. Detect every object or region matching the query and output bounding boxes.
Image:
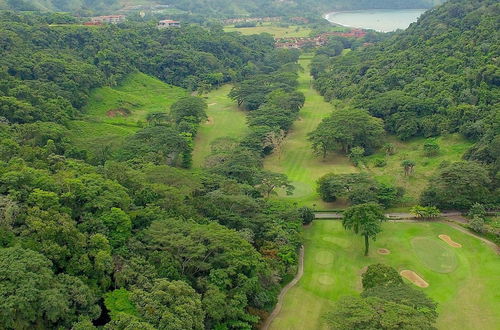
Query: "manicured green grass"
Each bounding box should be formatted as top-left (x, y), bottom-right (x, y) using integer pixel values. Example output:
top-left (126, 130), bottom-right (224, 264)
top-left (192, 85), bottom-right (249, 167)
top-left (264, 56), bottom-right (471, 210)
top-left (67, 72), bottom-right (187, 152)
top-left (224, 23), bottom-right (312, 38)
top-left (264, 56), bottom-right (358, 209)
top-left (271, 221), bottom-right (500, 330)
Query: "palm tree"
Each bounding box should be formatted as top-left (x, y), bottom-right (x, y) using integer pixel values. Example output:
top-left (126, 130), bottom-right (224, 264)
top-left (401, 160), bottom-right (416, 176)
top-left (342, 203), bottom-right (386, 256)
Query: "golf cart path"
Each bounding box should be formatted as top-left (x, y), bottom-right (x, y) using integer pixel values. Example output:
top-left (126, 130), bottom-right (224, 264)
top-left (261, 246), bottom-right (304, 330)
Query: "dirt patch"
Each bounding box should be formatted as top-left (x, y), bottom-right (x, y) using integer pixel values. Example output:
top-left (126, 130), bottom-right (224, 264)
top-left (377, 248), bottom-right (391, 255)
top-left (400, 270), bottom-right (429, 288)
top-left (206, 116), bottom-right (214, 125)
top-left (439, 234), bottom-right (462, 248)
top-left (107, 108), bottom-right (131, 117)
top-left (208, 103), bottom-right (217, 106)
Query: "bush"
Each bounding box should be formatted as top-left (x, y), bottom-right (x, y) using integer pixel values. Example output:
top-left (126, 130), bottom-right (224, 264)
top-left (362, 264), bottom-right (403, 290)
top-left (423, 141), bottom-right (440, 156)
top-left (298, 206), bottom-right (315, 225)
top-left (373, 158), bottom-right (387, 167)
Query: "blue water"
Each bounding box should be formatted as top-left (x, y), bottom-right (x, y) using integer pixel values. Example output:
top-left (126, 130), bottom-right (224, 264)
top-left (325, 9), bottom-right (427, 32)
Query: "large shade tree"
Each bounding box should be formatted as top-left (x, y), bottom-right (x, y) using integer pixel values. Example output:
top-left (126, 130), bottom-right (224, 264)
top-left (342, 203), bottom-right (386, 256)
top-left (308, 108), bottom-right (384, 157)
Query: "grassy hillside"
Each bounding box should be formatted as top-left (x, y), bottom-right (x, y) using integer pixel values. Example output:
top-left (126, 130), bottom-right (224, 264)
top-left (366, 134), bottom-right (473, 207)
top-left (68, 72), bottom-right (187, 153)
top-left (271, 221), bottom-right (500, 330)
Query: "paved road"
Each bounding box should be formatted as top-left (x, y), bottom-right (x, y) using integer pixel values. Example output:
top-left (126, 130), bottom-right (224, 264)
top-left (261, 246), bottom-right (305, 330)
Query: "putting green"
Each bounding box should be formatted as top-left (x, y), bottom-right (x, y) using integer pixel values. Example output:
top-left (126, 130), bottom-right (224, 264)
top-left (315, 250), bottom-right (334, 265)
top-left (411, 237), bottom-right (458, 273)
top-left (270, 221), bottom-right (500, 330)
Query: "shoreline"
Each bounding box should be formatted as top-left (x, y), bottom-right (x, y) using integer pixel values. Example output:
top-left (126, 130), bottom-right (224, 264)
top-left (323, 8), bottom-right (428, 33)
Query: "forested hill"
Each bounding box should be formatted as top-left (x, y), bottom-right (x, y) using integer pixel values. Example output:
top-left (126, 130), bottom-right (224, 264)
top-left (2, 0), bottom-right (443, 16)
top-left (313, 0), bottom-right (499, 164)
top-left (0, 11), bottom-right (311, 329)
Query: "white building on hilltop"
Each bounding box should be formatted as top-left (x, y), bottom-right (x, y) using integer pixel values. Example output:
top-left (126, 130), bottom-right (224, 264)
top-left (158, 20), bottom-right (181, 29)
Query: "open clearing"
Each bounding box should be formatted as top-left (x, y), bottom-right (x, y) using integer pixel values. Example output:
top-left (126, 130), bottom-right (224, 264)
top-left (270, 221), bottom-right (500, 330)
top-left (192, 85), bottom-right (249, 167)
top-left (224, 23), bottom-right (312, 38)
top-left (67, 72), bottom-right (186, 153)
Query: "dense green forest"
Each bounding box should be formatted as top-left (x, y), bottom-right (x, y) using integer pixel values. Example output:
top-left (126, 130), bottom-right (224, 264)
top-left (0, 0), bottom-right (499, 329)
top-left (0, 11), bottom-right (311, 329)
top-left (1, 0), bottom-right (443, 16)
top-left (311, 0), bottom-right (499, 210)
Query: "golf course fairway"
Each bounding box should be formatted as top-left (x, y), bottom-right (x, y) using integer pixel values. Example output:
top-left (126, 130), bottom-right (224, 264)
top-left (270, 221), bottom-right (500, 330)
top-left (264, 56), bottom-right (357, 209)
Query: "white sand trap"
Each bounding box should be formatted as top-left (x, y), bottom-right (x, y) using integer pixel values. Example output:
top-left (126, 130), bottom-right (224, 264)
top-left (377, 248), bottom-right (391, 255)
top-left (400, 270), bottom-right (429, 288)
top-left (439, 234), bottom-right (462, 248)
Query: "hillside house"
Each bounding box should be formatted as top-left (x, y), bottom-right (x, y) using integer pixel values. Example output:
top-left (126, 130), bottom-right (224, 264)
top-left (91, 15), bottom-right (126, 24)
top-left (158, 20), bottom-right (181, 29)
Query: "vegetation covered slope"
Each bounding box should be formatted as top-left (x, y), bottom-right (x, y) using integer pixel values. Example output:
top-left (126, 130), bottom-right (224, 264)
top-left (1, 0), bottom-right (443, 16)
top-left (0, 11), bottom-right (310, 329)
top-left (314, 0), bottom-right (499, 156)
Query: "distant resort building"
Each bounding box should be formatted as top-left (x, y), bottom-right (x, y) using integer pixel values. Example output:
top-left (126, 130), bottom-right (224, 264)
top-left (222, 17), bottom-right (281, 25)
top-left (89, 15), bottom-right (126, 25)
top-left (158, 20), bottom-right (181, 29)
top-left (275, 29), bottom-right (367, 49)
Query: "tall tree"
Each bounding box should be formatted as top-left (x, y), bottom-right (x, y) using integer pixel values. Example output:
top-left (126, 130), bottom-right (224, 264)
top-left (308, 109), bottom-right (384, 157)
top-left (342, 203), bottom-right (386, 256)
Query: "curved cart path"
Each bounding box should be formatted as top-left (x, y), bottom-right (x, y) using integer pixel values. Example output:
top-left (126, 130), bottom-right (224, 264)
top-left (262, 246), bottom-right (305, 330)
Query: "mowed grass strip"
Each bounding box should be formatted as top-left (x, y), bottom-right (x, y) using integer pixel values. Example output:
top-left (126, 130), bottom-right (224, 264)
top-left (264, 56), bottom-right (358, 209)
top-left (192, 85), bottom-right (249, 167)
top-left (270, 221), bottom-right (500, 330)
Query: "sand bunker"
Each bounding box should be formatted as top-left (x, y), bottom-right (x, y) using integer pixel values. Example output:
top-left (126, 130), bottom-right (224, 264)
top-left (439, 235), bottom-right (462, 248)
top-left (315, 250), bottom-right (334, 265)
top-left (377, 248), bottom-right (391, 255)
top-left (400, 270), bottom-right (429, 288)
top-left (318, 274), bottom-right (334, 285)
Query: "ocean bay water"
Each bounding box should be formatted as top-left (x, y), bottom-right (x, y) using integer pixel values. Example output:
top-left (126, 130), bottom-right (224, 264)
top-left (325, 9), bottom-right (427, 32)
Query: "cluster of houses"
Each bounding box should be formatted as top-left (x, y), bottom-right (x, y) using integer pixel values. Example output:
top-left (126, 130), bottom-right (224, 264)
top-left (83, 15), bottom-right (180, 29)
top-left (84, 15), bottom-right (126, 25)
top-left (275, 29), bottom-right (367, 49)
top-left (222, 17), bottom-right (281, 25)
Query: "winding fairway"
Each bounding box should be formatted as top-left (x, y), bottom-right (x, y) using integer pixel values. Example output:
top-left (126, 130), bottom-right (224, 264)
top-left (192, 85), bottom-right (249, 167)
top-left (270, 221), bottom-right (500, 330)
top-left (264, 56), bottom-right (357, 209)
